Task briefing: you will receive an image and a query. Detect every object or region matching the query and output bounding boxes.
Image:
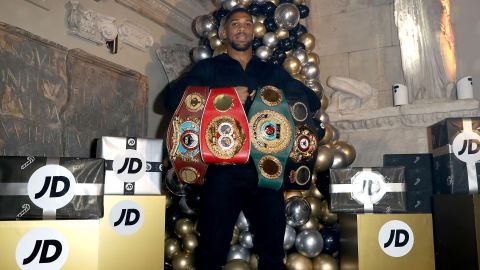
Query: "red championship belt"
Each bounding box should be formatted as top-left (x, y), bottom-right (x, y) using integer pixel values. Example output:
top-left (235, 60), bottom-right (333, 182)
top-left (200, 87), bottom-right (250, 164)
top-left (166, 86), bottom-right (209, 185)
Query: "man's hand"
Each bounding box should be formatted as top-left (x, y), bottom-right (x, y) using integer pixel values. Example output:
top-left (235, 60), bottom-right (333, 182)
top-left (234, 86), bottom-right (256, 104)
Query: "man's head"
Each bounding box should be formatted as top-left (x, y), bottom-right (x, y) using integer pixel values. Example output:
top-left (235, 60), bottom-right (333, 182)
top-left (220, 8), bottom-right (254, 52)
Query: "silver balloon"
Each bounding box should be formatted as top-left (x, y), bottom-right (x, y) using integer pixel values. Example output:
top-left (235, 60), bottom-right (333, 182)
top-left (178, 196), bottom-right (196, 215)
top-left (295, 229), bottom-right (324, 258)
top-left (194, 15), bottom-right (217, 38)
top-left (262, 32), bottom-right (278, 48)
top-left (227, 244), bottom-right (251, 262)
top-left (283, 224), bottom-right (297, 250)
top-left (191, 46), bottom-right (212, 62)
top-left (236, 211), bottom-right (249, 231)
top-left (165, 168), bottom-right (187, 196)
top-left (239, 230), bottom-right (254, 249)
top-left (301, 62), bottom-right (320, 80)
top-left (305, 79), bottom-right (324, 97)
top-left (255, 45), bottom-right (272, 61)
top-left (292, 48), bottom-right (308, 66)
top-left (274, 3), bottom-right (300, 30)
top-left (223, 0), bottom-right (241, 10)
top-left (331, 148), bottom-right (349, 169)
top-left (285, 196), bottom-right (311, 227)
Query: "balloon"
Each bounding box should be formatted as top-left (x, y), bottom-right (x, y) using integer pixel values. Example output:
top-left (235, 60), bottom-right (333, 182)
top-left (282, 56), bottom-right (301, 74)
top-left (320, 228), bottom-right (339, 255)
top-left (307, 52), bottom-right (319, 65)
top-left (292, 48), bottom-right (308, 65)
top-left (305, 196), bottom-right (322, 219)
top-left (213, 8), bottom-right (229, 24)
top-left (279, 38), bottom-right (294, 51)
top-left (314, 145), bottom-right (334, 173)
top-left (166, 205), bottom-right (183, 230)
top-left (223, 0), bottom-right (241, 10)
top-left (298, 33), bottom-right (315, 52)
top-left (269, 0), bottom-right (280, 4)
top-left (284, 224), bottom-right (297, 250)
top-left (224, 259), bottom-right (252, 270)
top-left (182, 233), bottom-right (199, 253)
top-left (285, 252), bottom-right (313, 270)
top-left (292, 73), bottom-right (305, 82)
top-left (263, 2), bottom-right (277, 16)
top-left (236, 211), bottom-right (250, 231)
top-left (231, 226), bottom-right (240, 245)
top-left (227, 244), bottom-right (251, 262)
top-left (207, 29), bottom-right (218, 39)
top-left (213, 44), bottom-right (227, 56)
top-left (301, 182), bottom-right (323, 199)
top-left (284, 190), bottom-right (303, 201)
top-left (178, 196), bottom-right (196, 216)
top-left (298, 4), bottom-right (310, 18)
top-left (305, 79), bottom-right (323, 97)
top-left (330, 125), bottom-right (340, 142)
top-left (171, 251), bottom-right (195, 270)
top-left (256, 45), bottom-right (272, 60)
top-left (194, 15), bottom-right (217, 38)
top-left (165, 237), bottom-right (181, 261)
top-left (312, 254), bottom-right (339, 270)
top-left (295, 229), bottom-right (324, 258)
top-left (209, 36), bottom-right (223, 49)
top-left (253, 22), bottom-right (267, 38)
top-left (238, 0), bottom-right (253, 7)
top-left (191, 46), bottom-right (212, 63)
top-left (263, 32), bottom-right (279, 47)
top-left (301, 62), bottom-right (320, 80)
top-left (293, 0), bottom-right (305, 4)
top-left (239, 230), bottom-right (254, 248)
top-left (299, 216), bottom-right (320, 231)
top-left (320, 95), bottom-right (329, 110)
top-left (253, 15), bottom-right (266, 23)
top-left (334, 141), bottom-right (356, 166)
top-left (272, 48), bottom-right (287, 64)
top-left (275, 28), bottom-right (289, 40)
top-left (318, 124), bottom-right (333, 144)
top-left (319, 200), bottom-right (338, 225)
top-left (331, 148), bottom-right (348, 169)
top-left (317, 110), bottom-right (329, 124)
top-left (289, 24), bottom-right (307, 38)
top-left (285, 196), bottom-right (311, 227)
top-left (254, 0), bottom-right (268, 3)
top-left (274, 3), bottom-right (300, 30)
top-left (175, 218), bottom-right (194, 238)
top-left (250, 253), bottom-right (259, 269)
top-left (315, 170), bottom-right (330, 202)
top-left (248, 3), bottom-right (262, 16)
top-left (252, 38), bottom-right (263, 50)
top-left (263, 16), bottom-right (278, 32)
top-left (313, 118), bottom-right (326, 140)
top-left (185, 185), bottom-right (202, 212)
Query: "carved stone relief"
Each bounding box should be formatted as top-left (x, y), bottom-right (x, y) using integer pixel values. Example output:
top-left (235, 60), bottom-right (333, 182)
top-left (155, 44), bottom-right (191, 82)
top-left (118, 21), bottom-right (154, 51)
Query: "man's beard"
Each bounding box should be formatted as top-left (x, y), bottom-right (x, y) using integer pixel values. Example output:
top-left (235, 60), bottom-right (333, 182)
top-left (230, 40), bottom-right (252, 51)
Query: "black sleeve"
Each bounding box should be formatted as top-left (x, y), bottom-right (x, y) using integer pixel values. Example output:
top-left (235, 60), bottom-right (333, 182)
top-left (164, 59), bottom-right (213, 113)
top-left (277, 67), bottom-right (321, 111)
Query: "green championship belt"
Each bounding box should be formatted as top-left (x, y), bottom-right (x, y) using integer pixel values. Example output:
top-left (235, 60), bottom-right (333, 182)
top-left (248, 86), bottom-right (295, 190)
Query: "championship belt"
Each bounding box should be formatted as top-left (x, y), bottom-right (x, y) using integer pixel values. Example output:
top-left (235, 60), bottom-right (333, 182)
top-left (200, 87), bottom-right (250, 164)
top-left (166, 86), bottom-right (209, 185)
top-left (284, 100), bottom-right (320, 190)
top-left (248, 86), bottom-right (295, 190)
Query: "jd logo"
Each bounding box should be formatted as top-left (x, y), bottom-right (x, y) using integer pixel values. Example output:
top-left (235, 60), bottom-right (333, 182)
top-left (16, 228), bottom-right (69, 270)
top-left (378, 220), bottom-right (414, 257)
top-left (113, 149), bottom-right (146, 182)
top-left (109, 200), bottom-right (144, 235)
top-left (453, 131), bottom-right (480, 163)
top-left (27, 165), bottom-right (76, 210)
top-left (351, 171), bottom-right (387, 205)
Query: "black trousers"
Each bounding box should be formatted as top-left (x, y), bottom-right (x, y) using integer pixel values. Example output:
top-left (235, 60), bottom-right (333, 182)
top-left (196, 163), bottom-right (287, 270)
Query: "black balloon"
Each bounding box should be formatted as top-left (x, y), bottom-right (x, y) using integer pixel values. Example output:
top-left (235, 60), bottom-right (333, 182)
top-left (289, 24), bottom-right (307, 38)
top-left (272, 49), bottom-right (287, 63)
top-left (315, 170), bottom-right (330, 202)
top-left (263, 17), bottom-right (278, 32)
top-left (320, 228), bottom-right (340, 255)
top-left (278, 38), bottom-right (293, 51)
top-left (280, 0), bottom-right (294, 3)
top-left (313, 118), bottom-right (326, 140)
top-left (252, 38), bottom-right (263, 50)
top-left (166, 206), bottom-right (184, 230)
top-left (263, 2), bottom-right (277, 17)
top-left (185, 186), bottom-right (203, 212)
top-left (213, 8), bottom-right (229, 26)
top-left (298, 4), bottom-right (310, 18)
top-left (295, 42), bottom-right (306, 50)
top-left (248, 3), bottom-right (261, 16)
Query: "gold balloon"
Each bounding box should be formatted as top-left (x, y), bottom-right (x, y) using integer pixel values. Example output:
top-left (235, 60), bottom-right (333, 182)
top-left (165, 230), bottom-right (171, 241)
top-left (275, 28), bottom-right (290, 40)
top-left (207, 29), bottom-right (218, 39)
top-left (224, 259), bottom-right (251, 270)
top-left (314, 145), bottom-right (334, 173)
top-left (250, 253), bottom-right (259, 269)
top-left (319, 200), bottom-right (338, 225)
top-left (256, 15), bottom-right (266, 23)
top-left (321, 95), bottom-right (329, 111)
top-left (175, 218), bottom-right (194, 238)
top-left (307, 52), bottom-right (320, 66)
top-left (286, 252), bottom-right (313, 270)
top-left (165, 237), bottom-right (181, 261)
top-left (299, 33), bottom-right (316, 52)
top-left (285, 50), bottom-right (294, 57)
top-left (334, 141), bottom-right (356, 166)
top-left (268, 0), bottom-right (279, 5)
top-left (317, 110), bottom-right (329, 124)
top-left (301, 183), bottom-right (323, 200)
top-left (299, 216), bottom-right (319, 230)
top-left (305, 196), bottom-right (323, 219)
top-left (318, 124), bottom-right (334, 145)
top-left (209, 36), bottom-right (223, 50)
top-left (213, 44), bottom-right (227, 56)
top-left (284, 190), bottom-right (303, 201)
top-left (330, 125), bottom-right (340, 142)
top-left (172, 251), bottom-right (195, 270)
top-left (312, 254), bottom-right (339, 270)
top-left (293, 0), bottom-right (305, 5)
top-left (253, 22), bottom-right (267, 38)
top-left (292, 73), bottom-right (305, 82)
top-left (182, 233), bottom-right (198, 253)
top-left (283, 57), bottom-right (302, 75)
top-left (231, 226), bottom-right (240, 245)
top-left (238, 0), bottom-right (252, 7)
top-left (318, 222), bottom-right (325, 231)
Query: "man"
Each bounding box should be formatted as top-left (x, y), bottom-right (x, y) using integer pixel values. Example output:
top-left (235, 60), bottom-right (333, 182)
top-left (165, 8), bottom-right (320, 270)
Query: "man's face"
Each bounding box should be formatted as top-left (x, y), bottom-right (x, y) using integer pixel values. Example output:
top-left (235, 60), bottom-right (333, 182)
top-left (224, 11), bottom-right (253, 52)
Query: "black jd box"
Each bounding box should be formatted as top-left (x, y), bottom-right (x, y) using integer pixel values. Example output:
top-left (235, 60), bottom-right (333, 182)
top-left (0, 156), bottom-right (104, 220)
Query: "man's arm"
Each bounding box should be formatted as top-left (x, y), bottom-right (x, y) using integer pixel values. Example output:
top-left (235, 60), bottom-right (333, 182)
top-left (164, 59), bottom-right (213, 113)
